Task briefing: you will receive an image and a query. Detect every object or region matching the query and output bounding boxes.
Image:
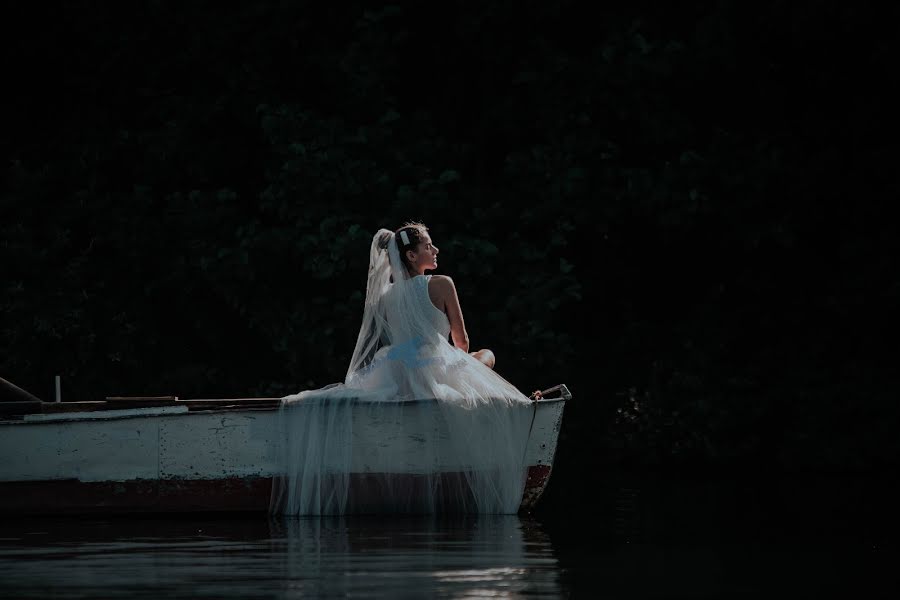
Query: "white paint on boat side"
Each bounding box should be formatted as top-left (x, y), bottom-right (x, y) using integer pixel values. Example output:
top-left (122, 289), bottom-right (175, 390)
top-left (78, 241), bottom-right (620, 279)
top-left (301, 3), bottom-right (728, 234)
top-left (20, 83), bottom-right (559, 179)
top-left (0, 400), bottom-right (565, 484)
top-left (1, 416), bottom-right (160, 482)
top-left (159, 412), bottom-right (280, 479)
top-left (523, 400), bottom-right (565, 467)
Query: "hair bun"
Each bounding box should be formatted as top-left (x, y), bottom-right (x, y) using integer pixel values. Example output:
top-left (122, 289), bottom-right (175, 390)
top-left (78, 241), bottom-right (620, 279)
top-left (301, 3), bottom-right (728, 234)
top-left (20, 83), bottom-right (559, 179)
top-left (375, 229), bottom-right (393, 251)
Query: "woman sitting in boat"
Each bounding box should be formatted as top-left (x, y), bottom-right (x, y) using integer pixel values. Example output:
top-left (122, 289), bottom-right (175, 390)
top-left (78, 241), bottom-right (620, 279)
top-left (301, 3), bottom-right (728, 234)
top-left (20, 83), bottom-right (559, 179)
top-left (271, 222), bottom-right (535, 516)
top-left (390, 222), bottom-right (496, 370)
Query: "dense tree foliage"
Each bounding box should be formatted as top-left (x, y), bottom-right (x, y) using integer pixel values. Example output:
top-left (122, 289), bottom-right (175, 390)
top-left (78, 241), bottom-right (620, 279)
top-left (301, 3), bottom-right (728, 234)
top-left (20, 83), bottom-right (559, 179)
top-left (2, 1), bottom-right (897, 481)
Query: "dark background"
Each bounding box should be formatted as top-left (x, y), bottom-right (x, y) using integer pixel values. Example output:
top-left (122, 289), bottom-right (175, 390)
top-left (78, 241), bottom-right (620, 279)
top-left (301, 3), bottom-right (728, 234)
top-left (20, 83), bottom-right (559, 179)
top-left (3, 1), bottom-right (898, 507)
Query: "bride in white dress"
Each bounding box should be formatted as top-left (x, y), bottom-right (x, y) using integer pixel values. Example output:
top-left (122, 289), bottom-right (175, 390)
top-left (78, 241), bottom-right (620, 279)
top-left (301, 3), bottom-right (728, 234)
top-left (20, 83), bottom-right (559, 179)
top-left (270, 223), bottom-right (535, 515)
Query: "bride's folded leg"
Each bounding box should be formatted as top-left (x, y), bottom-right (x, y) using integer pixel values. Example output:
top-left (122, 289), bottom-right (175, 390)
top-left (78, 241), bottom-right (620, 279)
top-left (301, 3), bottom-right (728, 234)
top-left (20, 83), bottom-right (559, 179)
top-left (470, 348), bottom-right (496, 370)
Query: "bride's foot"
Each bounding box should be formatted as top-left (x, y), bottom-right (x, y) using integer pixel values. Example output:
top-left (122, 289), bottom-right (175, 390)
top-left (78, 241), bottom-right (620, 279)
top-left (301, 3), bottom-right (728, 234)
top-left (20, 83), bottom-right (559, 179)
top-left (470, 349), bottom-right (496, 370)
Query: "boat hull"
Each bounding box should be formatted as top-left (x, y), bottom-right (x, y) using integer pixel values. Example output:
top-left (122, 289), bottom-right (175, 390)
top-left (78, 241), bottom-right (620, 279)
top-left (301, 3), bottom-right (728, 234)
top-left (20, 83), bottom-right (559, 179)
top-left (0, 397), bottom-right (565, 515)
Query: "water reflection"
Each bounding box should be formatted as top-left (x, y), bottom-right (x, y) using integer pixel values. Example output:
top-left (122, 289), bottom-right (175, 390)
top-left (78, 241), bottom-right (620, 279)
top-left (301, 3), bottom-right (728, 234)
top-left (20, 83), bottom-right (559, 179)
top-left (0, 515), bottom-right (562, 598)
top-left (270, 516), bottom-right (559, 598)
top-left (3, 475), bottom-right (895, 598)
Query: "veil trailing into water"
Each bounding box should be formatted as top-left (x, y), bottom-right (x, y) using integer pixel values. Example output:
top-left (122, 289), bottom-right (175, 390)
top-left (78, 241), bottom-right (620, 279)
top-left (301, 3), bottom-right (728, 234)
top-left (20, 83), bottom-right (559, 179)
top-left (270, 229), bottom-right (535, 515)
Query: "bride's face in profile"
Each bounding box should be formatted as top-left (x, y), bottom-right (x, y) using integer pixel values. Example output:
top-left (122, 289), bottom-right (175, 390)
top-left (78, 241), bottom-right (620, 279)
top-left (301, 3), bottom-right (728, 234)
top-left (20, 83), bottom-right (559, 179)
top-left (408, 232), bottom-right (439, 274)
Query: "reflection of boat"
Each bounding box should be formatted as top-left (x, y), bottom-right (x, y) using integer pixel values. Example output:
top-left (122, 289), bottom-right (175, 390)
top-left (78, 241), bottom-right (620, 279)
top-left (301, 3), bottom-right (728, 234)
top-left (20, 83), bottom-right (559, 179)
top-left (0, 514), bottom-right (564, 597)
top-left (0, 384), bottom-right (569, 515)
top-left (272, 515), bottom-right (561, 597)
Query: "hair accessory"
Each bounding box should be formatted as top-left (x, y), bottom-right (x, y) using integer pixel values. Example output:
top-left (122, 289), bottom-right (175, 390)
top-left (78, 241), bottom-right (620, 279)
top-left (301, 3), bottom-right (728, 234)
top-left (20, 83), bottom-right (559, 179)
top-left (399, 230), bottom-right (410, 246)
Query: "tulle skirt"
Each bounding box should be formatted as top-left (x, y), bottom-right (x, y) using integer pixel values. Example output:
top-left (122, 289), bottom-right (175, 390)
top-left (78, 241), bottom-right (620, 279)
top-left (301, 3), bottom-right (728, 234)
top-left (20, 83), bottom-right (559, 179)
top-left (270, 343), bottom-right (535, 515)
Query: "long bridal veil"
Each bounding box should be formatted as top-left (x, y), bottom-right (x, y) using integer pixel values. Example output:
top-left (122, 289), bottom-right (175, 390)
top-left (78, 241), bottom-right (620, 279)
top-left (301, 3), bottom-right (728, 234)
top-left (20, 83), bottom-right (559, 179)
top-left (270, 229), bottom-right (535, 515)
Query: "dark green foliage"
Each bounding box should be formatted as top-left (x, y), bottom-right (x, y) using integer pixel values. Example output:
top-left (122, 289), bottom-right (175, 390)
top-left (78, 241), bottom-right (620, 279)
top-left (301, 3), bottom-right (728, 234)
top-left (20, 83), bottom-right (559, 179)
top-left (2, 1), bottom-right (897, 474)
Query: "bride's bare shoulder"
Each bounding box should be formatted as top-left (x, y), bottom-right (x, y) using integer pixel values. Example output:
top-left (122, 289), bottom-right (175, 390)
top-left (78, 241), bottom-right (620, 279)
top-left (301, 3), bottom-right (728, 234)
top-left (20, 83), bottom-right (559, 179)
top-left (427, 275), bottom-right (459, 310)
top-left (428, 274), bottom-right (457, 291)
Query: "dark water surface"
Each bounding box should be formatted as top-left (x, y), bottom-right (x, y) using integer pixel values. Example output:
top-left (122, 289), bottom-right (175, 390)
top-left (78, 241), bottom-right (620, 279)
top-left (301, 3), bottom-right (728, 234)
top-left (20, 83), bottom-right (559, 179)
top-left (1, 474), bottom-right (897, 598)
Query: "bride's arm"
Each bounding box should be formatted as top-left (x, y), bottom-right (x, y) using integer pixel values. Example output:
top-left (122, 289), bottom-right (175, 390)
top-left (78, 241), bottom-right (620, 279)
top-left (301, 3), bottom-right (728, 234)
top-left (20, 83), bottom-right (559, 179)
top-left (430, 275), bottom-right (469, 352)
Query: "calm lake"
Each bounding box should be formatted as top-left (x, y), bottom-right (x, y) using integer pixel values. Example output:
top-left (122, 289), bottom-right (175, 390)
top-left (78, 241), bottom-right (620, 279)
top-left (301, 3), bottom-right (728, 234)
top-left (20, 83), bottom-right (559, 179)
top-left (1, 473), bottom-right (896, 598)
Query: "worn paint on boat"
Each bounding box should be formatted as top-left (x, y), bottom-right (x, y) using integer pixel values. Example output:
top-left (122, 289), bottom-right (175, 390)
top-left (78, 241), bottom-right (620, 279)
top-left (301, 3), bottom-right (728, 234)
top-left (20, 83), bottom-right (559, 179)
top-left (0, 386), bottom-right (569, 515)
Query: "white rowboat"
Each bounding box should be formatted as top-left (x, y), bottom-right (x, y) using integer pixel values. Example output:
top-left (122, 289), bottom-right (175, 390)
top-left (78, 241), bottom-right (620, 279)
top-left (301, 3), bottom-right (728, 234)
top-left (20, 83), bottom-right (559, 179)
top-left (0, 385), bottom-right (569, 514)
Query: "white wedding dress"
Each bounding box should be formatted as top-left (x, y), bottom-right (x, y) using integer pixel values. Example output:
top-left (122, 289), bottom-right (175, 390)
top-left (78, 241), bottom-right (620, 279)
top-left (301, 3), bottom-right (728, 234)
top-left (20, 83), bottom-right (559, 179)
top-left (270, 229), bottom-right (535, 515)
